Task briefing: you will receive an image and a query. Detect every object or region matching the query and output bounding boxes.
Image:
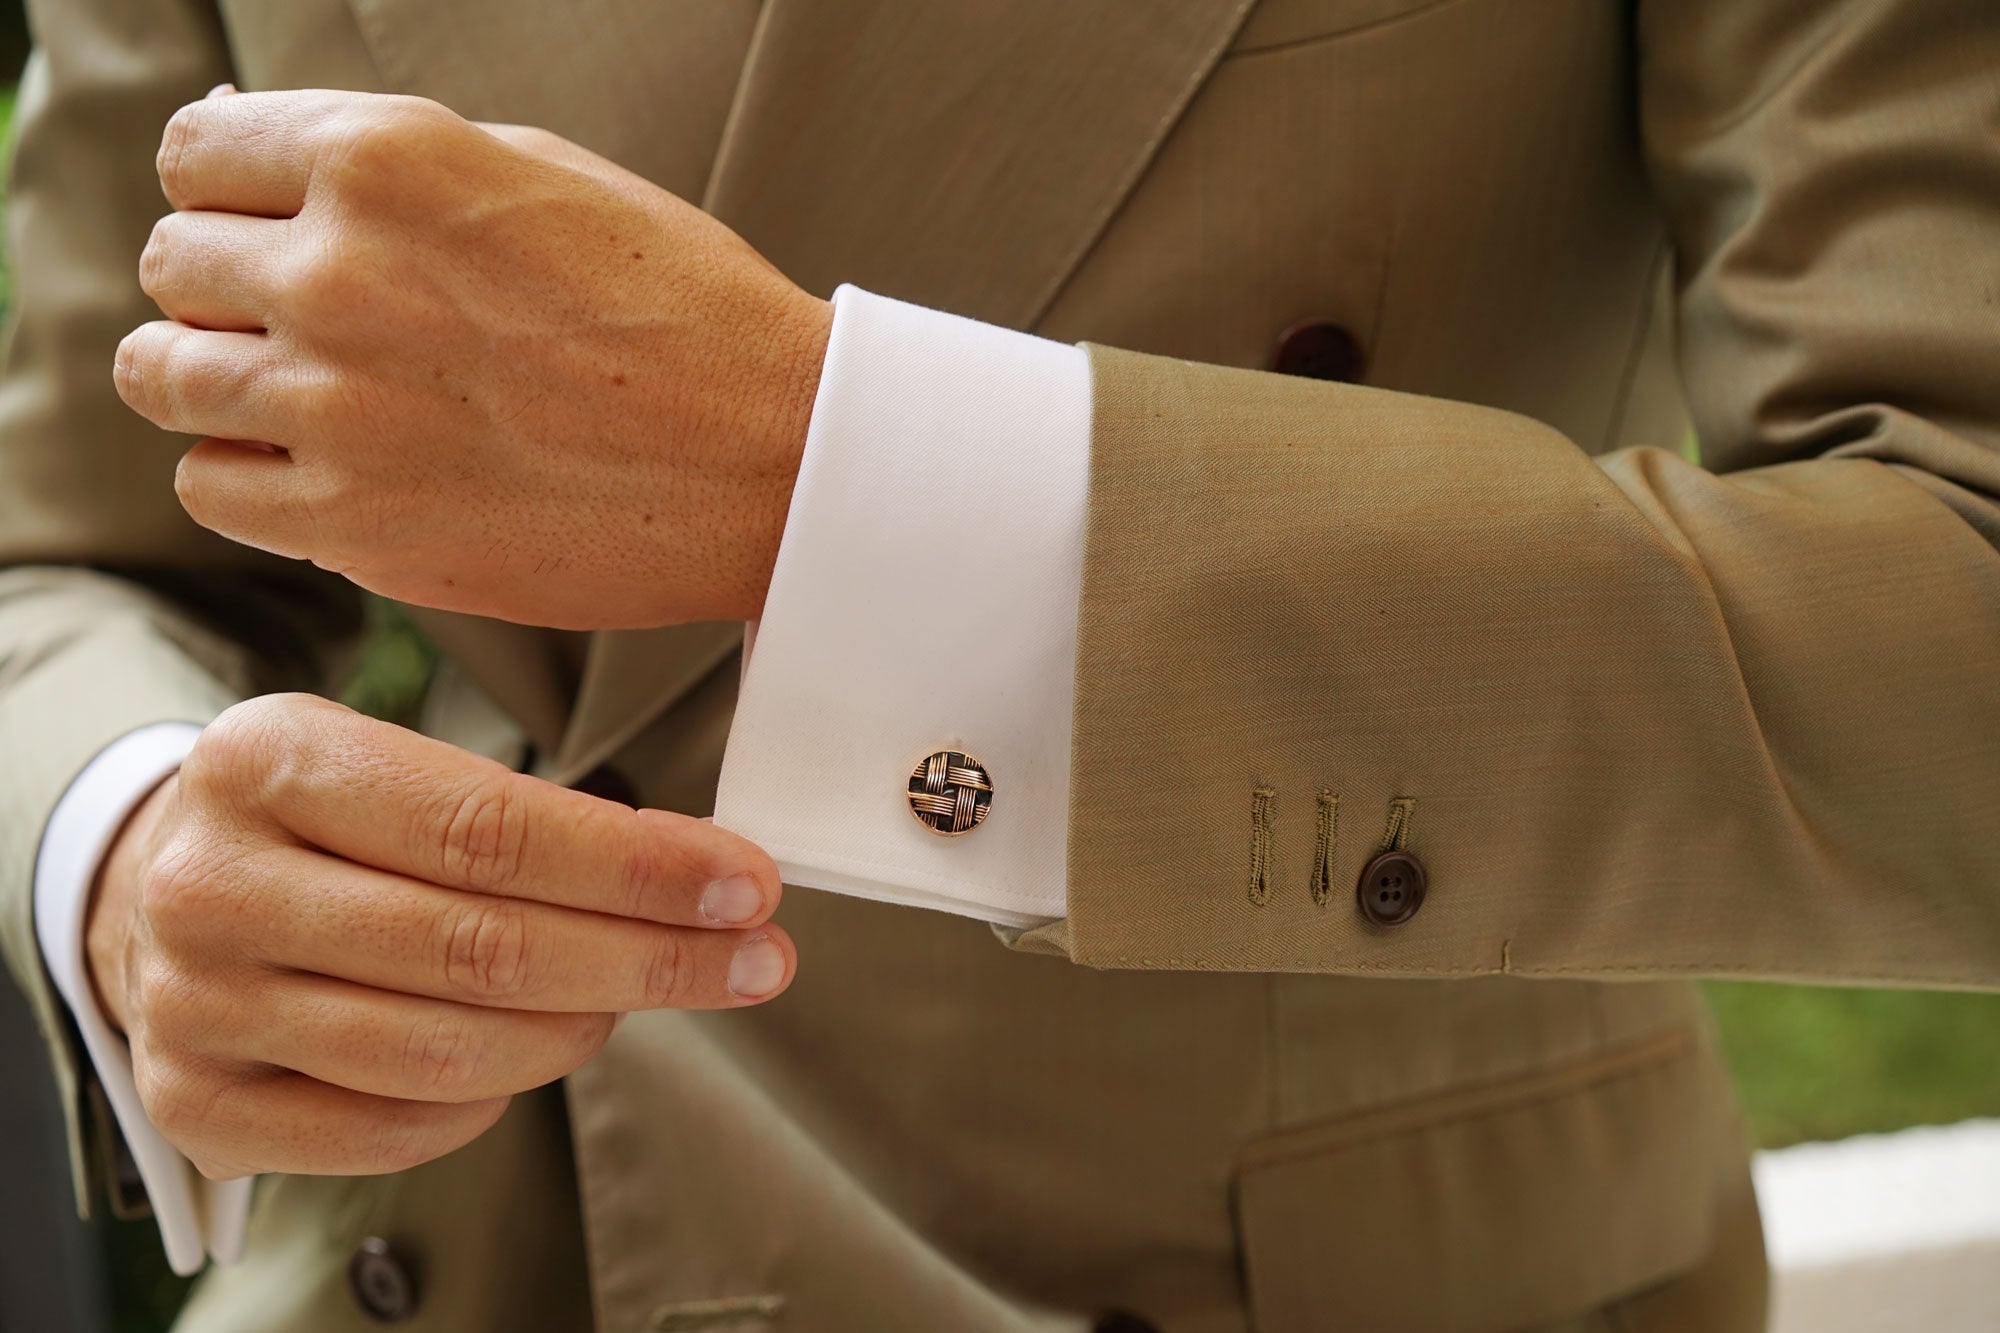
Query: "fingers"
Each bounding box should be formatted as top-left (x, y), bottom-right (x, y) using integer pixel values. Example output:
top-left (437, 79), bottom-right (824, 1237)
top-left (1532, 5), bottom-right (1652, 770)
top-left (220, 700), bottom-right (782, 928)
top-left (158, 89), bottom-right (469, 219)
top-left (140, 1056), bottom-right (510, 1179)
top-left (221, 973), bottom-right (614, 1103)
top-left (157, 89), bottom-right (348, 217)
top-left (115, 321), bottom-right (292, 441)
top-left (238, 844), bottom-right (796, 1011)
top-left (141, 210), bottom-right (286, 331)
top-left (173, 436), bottom-right (327, 558)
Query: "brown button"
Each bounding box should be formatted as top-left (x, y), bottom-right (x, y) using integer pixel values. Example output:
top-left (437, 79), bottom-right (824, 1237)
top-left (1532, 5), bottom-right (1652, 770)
top-left (347, 1237), bottom-right (419, 1324)
top-left (571, 763), bottom-right (638, 807)
top-left (1357, 849), bottom-right (1426, 926)
top-left (907, 749), bottom-right (993, 835)
top-left (1270, 318), bottom-right (1365, 383)
top-left (1093, 1314), bottom-right (1160, 1333)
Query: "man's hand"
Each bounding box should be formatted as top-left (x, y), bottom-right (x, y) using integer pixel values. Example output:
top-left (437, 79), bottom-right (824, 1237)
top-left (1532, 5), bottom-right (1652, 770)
top-left (115, 89), bottom-right (833, 630)
top-left (85, 694), bottom-right (794, 1180)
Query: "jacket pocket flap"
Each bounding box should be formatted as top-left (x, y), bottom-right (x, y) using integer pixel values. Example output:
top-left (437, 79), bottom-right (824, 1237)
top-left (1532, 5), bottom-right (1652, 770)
top-left (1234, 1031), bottom-right (1713, 1332)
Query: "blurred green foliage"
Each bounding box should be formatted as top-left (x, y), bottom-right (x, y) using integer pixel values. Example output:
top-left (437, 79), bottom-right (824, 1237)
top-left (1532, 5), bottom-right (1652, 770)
top-left (1707, 981), bottom-right (2000, 1147)
top-left (338, 600), bottom-right (439, 728)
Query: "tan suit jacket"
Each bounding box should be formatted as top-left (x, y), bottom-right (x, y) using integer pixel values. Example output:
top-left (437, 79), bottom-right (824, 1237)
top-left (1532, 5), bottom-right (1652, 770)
top-left (3, 0), bottom-right (1995, 1329)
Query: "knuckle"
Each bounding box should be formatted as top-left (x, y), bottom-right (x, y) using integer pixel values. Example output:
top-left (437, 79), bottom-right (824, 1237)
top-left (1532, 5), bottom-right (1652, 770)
top-left (136, 852), bottom-right (198, 927)
top-left (321, 97), bottom-right (454, 194)
top-left (294, 478), bottom-right (374, 572)
top-left (361, 1124), bottom-right (425, 1175)
top-left (638, 930), bottom-right (694, 1008)
top-left (172, 448), bottom-right (213, 525)
top-left (193, 693), bottom-right (347, 813)
top-left (604, 813), bottom-right (706, 921)
top-left (136, 834), bottom-right (238, 936)
top-left (320, 113), bottom-right (392, 186)
top-left (438, 897), bottom-right (534, 1000)
top-left (113, 324), bottom-right (166, 416)
top-left (138, 215), bottom-right (177, 299)
top-left (283, 363), bottom-right (350, 430)
top-left (192, 697), bottom-right (300, 800)
top-left (135, 1054), bottom-right (221, 1141)
top-left (602, 829), bottom-right (664, 922)
top-left (278, 241), bottom-right (366, 320)
top-left (128, 957), bottom-right (180, 1025)
top-left (568, 1012), bottom-right (616, 1068)
top-left (113, 330), bottom-right (139, 404)
top-left (136, 324), bottom-right (198, 423)
top-left (156, 104), bottom-right (201, 201)
top-left (438, 780), bottom-right (528, 890)
top-left (402, 1011), bottom-right (484, 1100)
top-left (366, 1105), bottom-right (453, 1175)
top-left (165, 343), bottom-right (247, 425)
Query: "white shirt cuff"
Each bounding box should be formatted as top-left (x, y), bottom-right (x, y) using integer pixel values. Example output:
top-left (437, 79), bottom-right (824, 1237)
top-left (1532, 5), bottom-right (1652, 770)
top-left (33, 722), bottom-right (253, 1276)
top-left (715, 286), bottom-right (1091, 927)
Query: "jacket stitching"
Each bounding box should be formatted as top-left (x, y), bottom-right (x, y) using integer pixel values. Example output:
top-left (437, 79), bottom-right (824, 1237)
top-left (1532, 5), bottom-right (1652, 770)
top-left (1309, 790), bottom-right (1339, 906)
top-left (1378, 795), bottom-right (1416, 851)
top-left (1248, 786), bottom-right (1276, 906)
top-left (1236, 1028), bottom-right (1693, 1172)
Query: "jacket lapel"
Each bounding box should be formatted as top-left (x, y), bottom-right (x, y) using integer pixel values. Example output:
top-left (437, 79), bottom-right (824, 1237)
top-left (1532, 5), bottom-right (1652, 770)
top-left (703, 0), bottom-right (1259, 327)
top-left (355, 0), bottom-right (1257, 785)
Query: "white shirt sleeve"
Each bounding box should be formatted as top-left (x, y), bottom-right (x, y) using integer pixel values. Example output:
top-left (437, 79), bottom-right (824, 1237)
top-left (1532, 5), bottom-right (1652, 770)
top-left (33, 722), bottom-right (253, 1277)
top-left (714, 286), bottom-right (1091, 927)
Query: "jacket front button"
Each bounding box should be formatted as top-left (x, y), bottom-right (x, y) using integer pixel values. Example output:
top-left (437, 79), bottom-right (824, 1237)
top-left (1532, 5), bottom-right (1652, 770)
top-left (347, 1237), bottom-right (419, 1324)
top-left (1270, 318), bottom-right (1366, 382)
top-left (1357, 849), bottom-right (1426, 926)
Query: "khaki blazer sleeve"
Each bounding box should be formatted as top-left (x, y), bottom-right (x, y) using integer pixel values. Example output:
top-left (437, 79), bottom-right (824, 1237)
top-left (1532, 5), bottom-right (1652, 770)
top-left (1037, 0), bottom-right (2000, 988)
top-left (0, 0), bottom-right (361, 1212)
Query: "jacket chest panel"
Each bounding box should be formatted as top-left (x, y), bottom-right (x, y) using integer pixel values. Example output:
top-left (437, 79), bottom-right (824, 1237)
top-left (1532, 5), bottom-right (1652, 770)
top-left (217, 0), bottom-right (761, 201)
top-left (1041, 0), bottom-right (1667, 454)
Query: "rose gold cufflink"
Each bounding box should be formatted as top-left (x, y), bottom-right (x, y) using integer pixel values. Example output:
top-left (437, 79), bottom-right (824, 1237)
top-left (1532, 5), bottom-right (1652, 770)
top-left (908, 750), bottom-right (992, 835)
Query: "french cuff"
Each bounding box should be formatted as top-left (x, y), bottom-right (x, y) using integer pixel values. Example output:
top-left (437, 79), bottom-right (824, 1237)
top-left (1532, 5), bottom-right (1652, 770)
top-left (715, 286), bottom-right (1090, 928)
top-left (34, 722), bottom-right (253, 1276)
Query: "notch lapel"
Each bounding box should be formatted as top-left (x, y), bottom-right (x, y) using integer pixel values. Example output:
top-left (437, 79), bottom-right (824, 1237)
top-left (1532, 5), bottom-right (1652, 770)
top-left (703, 0), bottom-right (1259, 327)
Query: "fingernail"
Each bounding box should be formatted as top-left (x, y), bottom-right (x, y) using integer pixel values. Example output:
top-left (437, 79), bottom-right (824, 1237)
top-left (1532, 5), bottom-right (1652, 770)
top-left (727, 935), bottom-right (786, 999)
top-left (699, 875), bottom-right (765, 926)
top-left (206, 83), bottom-right (237, 99)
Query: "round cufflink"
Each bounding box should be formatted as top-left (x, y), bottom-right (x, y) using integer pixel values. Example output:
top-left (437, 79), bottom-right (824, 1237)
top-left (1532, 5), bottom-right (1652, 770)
top-left (908, 749), bottom-right (993, 835)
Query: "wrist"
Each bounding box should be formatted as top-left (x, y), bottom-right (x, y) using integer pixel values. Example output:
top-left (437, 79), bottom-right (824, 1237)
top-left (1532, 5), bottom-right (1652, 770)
top-left (730, 290), bottom-right (832, 622)
top-left (85, 772), bottom-right (177, 1035)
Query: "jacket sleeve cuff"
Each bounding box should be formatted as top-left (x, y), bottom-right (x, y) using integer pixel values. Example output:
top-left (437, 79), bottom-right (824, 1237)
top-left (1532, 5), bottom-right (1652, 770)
top-left (33, 722), bottom-right (253, 1276)
top-left (714, 286), bottom-right (1090, 927)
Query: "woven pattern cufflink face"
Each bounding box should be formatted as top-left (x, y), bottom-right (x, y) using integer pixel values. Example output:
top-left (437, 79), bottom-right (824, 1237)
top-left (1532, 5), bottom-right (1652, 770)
top-left (908, 750), bottom-right (992, 835)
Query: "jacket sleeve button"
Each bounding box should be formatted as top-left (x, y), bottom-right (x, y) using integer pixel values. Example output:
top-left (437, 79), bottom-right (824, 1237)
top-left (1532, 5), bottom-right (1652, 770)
top-left (347, 1236), bottom-right (420, 1324)
top-left (1356, 849), bottom-right (1427, 926)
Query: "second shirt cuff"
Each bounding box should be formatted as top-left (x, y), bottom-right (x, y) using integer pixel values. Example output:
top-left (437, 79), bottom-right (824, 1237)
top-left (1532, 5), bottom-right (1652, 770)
top-left (715, 286), bottom-right (1091, 927)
